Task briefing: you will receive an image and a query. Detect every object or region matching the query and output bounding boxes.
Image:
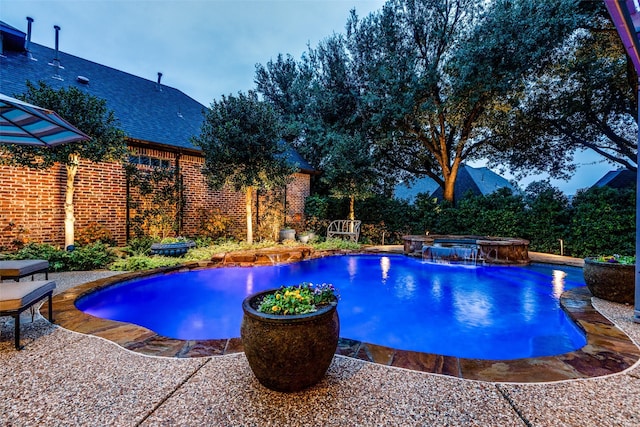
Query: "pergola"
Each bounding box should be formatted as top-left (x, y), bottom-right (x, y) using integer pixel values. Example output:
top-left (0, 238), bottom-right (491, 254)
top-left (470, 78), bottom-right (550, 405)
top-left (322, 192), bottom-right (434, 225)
top-left (604, 0), bottom-right (640, 323)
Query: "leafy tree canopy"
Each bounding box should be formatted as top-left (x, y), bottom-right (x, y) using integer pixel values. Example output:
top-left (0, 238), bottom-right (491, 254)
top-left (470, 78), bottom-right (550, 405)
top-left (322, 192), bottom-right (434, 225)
top-left (486, 2), bottom-right (637, 177)
top-left (258, 0), bottom-right (582, 204)
top-left (344, 0), bottom-right (579, 202)
top-left (0, 81), bottom-right (127, 168)
top-left (191, 90), bottom-right (296, 192)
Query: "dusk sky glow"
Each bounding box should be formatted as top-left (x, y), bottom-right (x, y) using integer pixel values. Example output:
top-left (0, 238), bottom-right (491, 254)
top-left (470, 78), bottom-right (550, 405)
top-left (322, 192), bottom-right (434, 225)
top-left (1, 0), bottom-right (615, 194)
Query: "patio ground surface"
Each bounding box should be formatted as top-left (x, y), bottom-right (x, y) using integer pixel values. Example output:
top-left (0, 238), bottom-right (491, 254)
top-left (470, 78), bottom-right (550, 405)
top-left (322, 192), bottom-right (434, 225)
top-left (1, 251), bottom-right (640, 426)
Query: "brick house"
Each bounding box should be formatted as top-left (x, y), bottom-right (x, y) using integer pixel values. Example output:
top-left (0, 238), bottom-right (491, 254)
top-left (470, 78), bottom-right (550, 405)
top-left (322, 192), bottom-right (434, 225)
top-left (0, 20), bottom-right (314, 249)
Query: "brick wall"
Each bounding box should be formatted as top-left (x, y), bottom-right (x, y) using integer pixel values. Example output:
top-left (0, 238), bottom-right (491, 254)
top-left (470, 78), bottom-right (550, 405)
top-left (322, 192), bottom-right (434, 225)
top-left (179, 153), bottom-right (248, 239)
top-left (286, 173), bottom-right (311, 228)
top-left (0, 147), bottom-right (311, 249)
top-left (0, 160), bottom-right (126, 249)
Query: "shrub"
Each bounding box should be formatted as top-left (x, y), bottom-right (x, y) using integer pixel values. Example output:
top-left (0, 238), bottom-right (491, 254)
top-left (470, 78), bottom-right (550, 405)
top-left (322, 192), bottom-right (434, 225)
top-left (5, 242), bottom-right (68, 271)
top-left (67, 242), bottom-right (115, 271)
top-left (198, 208), bottom-right (234, 239)
top-left (567, 186), bottom-right (635, 258)
top-left (310, 238), bottom-right (361, 250)
top-left (523, 181), bottom-right (570, 254)
top-left (304, 195), bottom-right (329, 219)
top-left (110, 255), bottom-right (183, 271)
top-left (5, 241), bottom-right (114, 271)
top-left (303, 216), bottom-right (331, 237)
top-left (75, 222), bottom-right (116, 246)
top-left (124, 236), bottom-right (155, 256)
top-left (360, 221), bottom-right (389, 245)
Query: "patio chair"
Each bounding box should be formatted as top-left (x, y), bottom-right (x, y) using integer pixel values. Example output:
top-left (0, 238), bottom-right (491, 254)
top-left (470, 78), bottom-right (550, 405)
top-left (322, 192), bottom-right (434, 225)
top-left (0, 280), bottom-right (56, 349)
top-left (0, 259), bottom-right (49, 281)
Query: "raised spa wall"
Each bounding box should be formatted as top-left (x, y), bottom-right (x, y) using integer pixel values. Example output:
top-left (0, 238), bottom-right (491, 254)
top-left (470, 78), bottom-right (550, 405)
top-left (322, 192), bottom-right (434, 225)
top-left (403, 234), bottom-right (530, 265)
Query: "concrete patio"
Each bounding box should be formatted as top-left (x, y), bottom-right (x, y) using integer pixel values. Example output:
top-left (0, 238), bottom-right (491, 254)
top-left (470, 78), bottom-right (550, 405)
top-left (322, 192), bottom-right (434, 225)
top-left (1, 269), bottom-right (640, 426)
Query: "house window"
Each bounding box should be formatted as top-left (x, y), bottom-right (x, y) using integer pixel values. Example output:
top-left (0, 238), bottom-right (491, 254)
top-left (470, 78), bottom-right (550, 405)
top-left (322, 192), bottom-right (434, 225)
top-left (129, 155), bottom-right (170, 169)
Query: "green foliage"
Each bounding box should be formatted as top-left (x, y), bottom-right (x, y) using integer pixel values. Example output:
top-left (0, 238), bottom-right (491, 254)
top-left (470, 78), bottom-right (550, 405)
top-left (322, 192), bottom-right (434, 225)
top-left (75, 222), bottom-right (116, 246)
top-left (487, 3), bottom-right (636, 178)
top-left (304, 195), bottom-right (330, 219)
top-left (455, 188), bottom-right (527, 237)
top-left (66, 242), bottom-right (115, 271)
top-left (412, 183), bottom-right (635, 257)
top-left (192, 90), bottom-right (295, 193)
top-left (567, 186), bottom-right (635, 258)
top-left (257, 283), bottom-right (338, 315)
top-left (5, 242), bottom-right (69, 271)
top-left (414, 190), bottom-right (528, 238)
top-left (354, 195), bottom-right (420, 244)
top-left (0, 81), bottom-right (126, 168)
top-left (302, 216), bottom-right (331, 238)
top-left (125, 163), bottom-right (184, 239)
top-left (110, 255), bottom-right (183, 271)
top-left (124, 236), bottom-right (154, 256)
top-left (595, 255), bottom-right (635, 265)
top-left (522, 181), bottom-right (570, 253)
top-left (255, 53), bottom-right (313, 145)
top-left (197, 208), bottom-right (234, 240)
top-left (310, 238), bottom-right (361, 251)
top-left (5, 242), bottom-right (114, 271)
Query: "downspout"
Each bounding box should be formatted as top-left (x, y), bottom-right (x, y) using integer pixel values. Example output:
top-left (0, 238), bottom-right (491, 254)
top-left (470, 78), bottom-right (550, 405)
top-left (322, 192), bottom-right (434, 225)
top-left (283, 184), bottom-right (288, 226)
top-left (256, 188), bottom-right (260, 229)
top-left (125, 172), bottom-right (130, 243)
top-left (175, 152), bottom-right (183, 235)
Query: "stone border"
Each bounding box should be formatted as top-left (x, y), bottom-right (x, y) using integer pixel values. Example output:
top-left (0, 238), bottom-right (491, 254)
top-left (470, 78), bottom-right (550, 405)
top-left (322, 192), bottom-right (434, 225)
top-left (45, 255), bottom-right (640, 382)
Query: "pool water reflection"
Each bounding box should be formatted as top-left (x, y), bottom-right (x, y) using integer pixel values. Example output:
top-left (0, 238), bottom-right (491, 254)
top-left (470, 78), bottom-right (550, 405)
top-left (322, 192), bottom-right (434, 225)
top-left (76, 254), bottom-right (587, 360)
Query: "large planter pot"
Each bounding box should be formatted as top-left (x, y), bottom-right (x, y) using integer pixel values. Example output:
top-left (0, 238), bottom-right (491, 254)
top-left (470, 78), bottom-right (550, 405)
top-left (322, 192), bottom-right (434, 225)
top-left (583, 257), bottom-right (635, 304)
top-left (278, 228), bottom-right (296, 242)
top-left (150, 240), bottom-right (195, 257)
top-left (241, 289), bottom-right (340, 392)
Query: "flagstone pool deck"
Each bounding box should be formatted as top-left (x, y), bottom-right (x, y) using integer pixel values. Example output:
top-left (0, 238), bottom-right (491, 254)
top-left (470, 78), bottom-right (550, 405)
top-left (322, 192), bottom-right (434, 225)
top-left (2, 251), bottom-right (640, 426)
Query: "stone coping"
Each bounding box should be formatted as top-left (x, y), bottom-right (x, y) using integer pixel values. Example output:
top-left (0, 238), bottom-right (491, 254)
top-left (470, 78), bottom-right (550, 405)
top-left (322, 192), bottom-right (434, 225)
top-left (45, 255), bottom-right (640, 383)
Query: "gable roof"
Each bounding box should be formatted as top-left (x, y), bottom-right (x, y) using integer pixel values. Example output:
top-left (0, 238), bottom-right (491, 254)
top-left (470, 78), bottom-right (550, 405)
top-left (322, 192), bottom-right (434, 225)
top-left (0, 20), bottom-right (316, 174)
top-left (591, 169), bottom-right (636, 189)
top-left (1, 31), bottom-right (205, 152)
top-left (394, 165), bottom-right (515, 203)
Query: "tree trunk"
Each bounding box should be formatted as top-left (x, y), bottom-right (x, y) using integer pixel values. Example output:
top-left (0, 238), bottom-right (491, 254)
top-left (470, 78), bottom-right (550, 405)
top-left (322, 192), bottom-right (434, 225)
top-left (64, 154), bottom-right (79, 249)
top-left (348, 196), bottom-right (355, 221)
top-left (442, 176), bottom-right (456, 204)
top-left (246, 186), bottom-right (254, 245)
top-left (441, 160), bottom-right (462, 205)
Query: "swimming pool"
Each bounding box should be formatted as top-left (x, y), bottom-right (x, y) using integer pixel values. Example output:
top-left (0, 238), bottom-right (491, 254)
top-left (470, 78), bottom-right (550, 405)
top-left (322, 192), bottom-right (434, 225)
top-left (76, 254), bottom-right (587, 360)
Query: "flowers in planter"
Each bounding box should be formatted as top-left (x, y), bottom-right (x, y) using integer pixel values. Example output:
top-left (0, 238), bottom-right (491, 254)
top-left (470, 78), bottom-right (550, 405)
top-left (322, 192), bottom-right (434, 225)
top-left (257, 282), bottom-right (338, 315)
top-left (595, 255), bottom-right (635, 265)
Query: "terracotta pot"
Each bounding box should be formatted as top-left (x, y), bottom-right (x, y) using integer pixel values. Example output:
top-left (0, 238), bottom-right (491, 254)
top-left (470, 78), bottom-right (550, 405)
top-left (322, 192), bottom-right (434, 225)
top-left (583, 257), bottom-right (635, 304)
top-left (241, 289), bottom-right (339, 392)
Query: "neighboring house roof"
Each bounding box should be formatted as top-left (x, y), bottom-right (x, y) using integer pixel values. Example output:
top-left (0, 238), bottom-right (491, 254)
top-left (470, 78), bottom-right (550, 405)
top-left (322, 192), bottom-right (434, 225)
top-left (394, 165), bottom-right (515, 203)
top-left (394, 177), bottom-right (440, 203)
top-left (0, 20), bottom-right (315, 173)
top-left (591, 169), bottom-right (636, 189)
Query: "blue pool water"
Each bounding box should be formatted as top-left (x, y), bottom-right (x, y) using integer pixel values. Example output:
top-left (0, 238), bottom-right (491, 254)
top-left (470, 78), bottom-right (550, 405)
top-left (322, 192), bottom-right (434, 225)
top-left (76, 254), bottom-right (587, 360)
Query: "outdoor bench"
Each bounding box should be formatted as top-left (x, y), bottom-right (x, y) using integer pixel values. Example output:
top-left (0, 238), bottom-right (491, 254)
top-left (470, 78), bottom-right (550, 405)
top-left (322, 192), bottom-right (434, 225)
top-left (326, 220), bottom-right (362, 243)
